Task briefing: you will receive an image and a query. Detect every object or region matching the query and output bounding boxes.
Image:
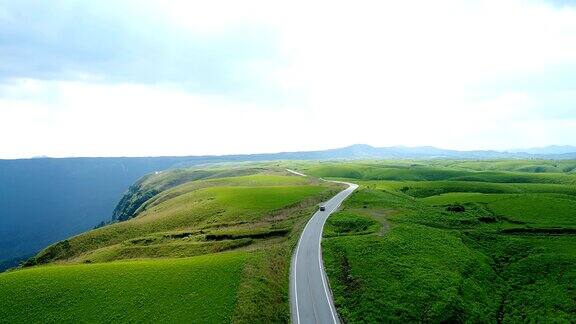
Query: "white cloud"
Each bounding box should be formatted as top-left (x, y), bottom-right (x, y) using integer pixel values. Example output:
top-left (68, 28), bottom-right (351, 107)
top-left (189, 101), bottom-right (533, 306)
top-left (1, 0), bottom-right (576, 158)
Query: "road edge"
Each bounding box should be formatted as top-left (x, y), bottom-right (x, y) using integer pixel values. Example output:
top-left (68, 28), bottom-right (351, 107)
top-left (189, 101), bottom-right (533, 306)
top-left (287, 169), bottom-right (357, 324)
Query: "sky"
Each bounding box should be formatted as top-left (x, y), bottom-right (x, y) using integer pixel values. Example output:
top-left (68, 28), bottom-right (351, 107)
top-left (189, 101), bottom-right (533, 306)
top-left (1, 0), bottom-right (576, 158)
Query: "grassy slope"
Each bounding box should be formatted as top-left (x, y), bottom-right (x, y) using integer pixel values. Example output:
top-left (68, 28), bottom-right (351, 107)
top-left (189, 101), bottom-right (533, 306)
top-left (303, 161), bottom-right (576, 184)
top-left (0, 252), bottom-right (246, 323)
top-left (425, 193), bottom-right (576, 227)
top-left (28, 173), bottom-right (326, 264)
top-left (2, 166), bottom-right (342, 323)
top-left (311, 161), bottom-right (576, 322)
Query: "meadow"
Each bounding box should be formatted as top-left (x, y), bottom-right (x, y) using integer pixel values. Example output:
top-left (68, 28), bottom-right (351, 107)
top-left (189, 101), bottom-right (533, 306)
top-left (0, 252), bottom-right (246, 323)
top-left (1, 166), bottom-right (341, 322)
top-left (310, 160), bottom-right (576, 322)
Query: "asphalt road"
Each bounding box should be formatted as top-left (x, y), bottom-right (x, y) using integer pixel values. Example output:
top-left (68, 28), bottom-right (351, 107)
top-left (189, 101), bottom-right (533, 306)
top-left (288, 170), bottom-right (358, 324)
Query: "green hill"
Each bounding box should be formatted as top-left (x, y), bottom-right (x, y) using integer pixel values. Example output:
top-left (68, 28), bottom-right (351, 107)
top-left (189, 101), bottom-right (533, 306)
top-left (311, 160), bottom-right (576, 322)
top-left (1, 253), bottom-right (246, 323)
top-left (1, 166), bottom-right (341, 322)
top-left (2, 148), bottom-right (575, 271)
top-left (111, 166), bottom-right (263, 222)
top-left (302, 161), bottom-right (576, 184)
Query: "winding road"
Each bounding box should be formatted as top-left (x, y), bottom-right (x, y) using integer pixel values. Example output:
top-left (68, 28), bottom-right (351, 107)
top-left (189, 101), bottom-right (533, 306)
top-left (287, 169), bottom-right (358, 324)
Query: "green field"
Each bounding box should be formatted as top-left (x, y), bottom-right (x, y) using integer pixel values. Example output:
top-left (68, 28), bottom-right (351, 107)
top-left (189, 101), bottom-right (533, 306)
top-left (302, 161), bottom-right (576, 184)
top-left (312, 160), bottom-right (576, 322)
top-left (0, 252), bottom-right (246, 323)
top-left (1, 166), bottom-right (341, 322)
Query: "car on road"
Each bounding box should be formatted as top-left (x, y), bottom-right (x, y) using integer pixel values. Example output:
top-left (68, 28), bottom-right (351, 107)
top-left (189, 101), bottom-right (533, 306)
top-left (319, 205), bottom-right (326, 211)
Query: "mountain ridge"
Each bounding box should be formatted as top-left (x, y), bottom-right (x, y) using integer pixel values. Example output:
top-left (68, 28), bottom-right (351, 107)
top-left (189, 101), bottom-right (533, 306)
top-left (6, 143), bottom-right (575, 161)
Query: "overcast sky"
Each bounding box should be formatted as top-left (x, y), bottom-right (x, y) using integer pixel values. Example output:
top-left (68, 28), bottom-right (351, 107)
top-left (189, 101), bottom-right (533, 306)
top-left (1, 0), bottom-right (576, 158)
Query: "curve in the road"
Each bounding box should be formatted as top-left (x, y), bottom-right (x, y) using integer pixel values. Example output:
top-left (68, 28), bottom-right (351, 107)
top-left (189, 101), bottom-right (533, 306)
top-left (287, 170), bottom-right (357, 324)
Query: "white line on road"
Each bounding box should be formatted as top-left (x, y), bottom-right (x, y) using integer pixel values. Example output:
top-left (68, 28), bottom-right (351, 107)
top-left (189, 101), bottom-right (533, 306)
top-left (288, 169), bottom-right (357, 324)
top-left (293, 208), bottom-right (316, 324)
top-left (318, 215), bottom-right (338, 324)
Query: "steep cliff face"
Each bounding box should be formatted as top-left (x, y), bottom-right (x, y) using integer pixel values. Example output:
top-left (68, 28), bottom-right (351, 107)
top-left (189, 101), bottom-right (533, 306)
top-left (111, 176), bottom-right (160, 222)
top-left (0, 156), bottom-right (195, 266)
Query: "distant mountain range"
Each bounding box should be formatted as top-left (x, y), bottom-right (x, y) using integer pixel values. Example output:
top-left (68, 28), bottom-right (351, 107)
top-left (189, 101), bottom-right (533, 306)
top-left (239, 144), bottom-right (576, 160)
top-left (12, 144), bottom-right (576, 162)
top-left (1, 143), bottom-right (576, 271)
top-left (507, 145), bottom-right (576, 155)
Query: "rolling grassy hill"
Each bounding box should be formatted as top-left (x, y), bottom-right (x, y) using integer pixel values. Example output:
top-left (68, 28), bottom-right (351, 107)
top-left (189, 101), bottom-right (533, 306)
top-left (0, 252), bottom-right (247, 323)
top-left (302, 161), bottom-right (576, 184)
top-left (306, 161), bottom-right (576, 322)
top-left (2, 145), bottom-right (575, 271)
top-left (3, 159), bottom-right (575, 322)
top-left (1, 166), bottom-right (342, 322)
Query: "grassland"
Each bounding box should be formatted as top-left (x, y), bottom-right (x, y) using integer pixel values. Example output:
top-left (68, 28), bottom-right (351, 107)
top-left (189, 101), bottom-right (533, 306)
top-left (26, 171), bottom-right (330, 265)
top-left (306, 160), bottom-right (576, 323)
top-left (1, 165), bottom-right (342, 323)
top-left (4, 160), bottom-right (574, 323)
top-left (0, 252), bottom-right (246, 323)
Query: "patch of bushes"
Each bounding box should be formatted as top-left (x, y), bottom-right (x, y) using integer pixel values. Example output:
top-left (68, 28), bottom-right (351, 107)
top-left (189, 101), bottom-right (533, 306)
top-left (112, 182), bottom-right (160, 221)
top-left (205, 229), bottom-right (289, 241)
top-left (447, 204), bottom-right (466, 212)
top-left (164, 232), bottom-right (194, 239)
top-left (324, 212), bottom-right (379, 236)
top-left (501, 227), bottom-right (576, 235)
top-left (23, 240), bottom-right (73, 267)
top-left (478, 215), bottom-right (498, 223)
